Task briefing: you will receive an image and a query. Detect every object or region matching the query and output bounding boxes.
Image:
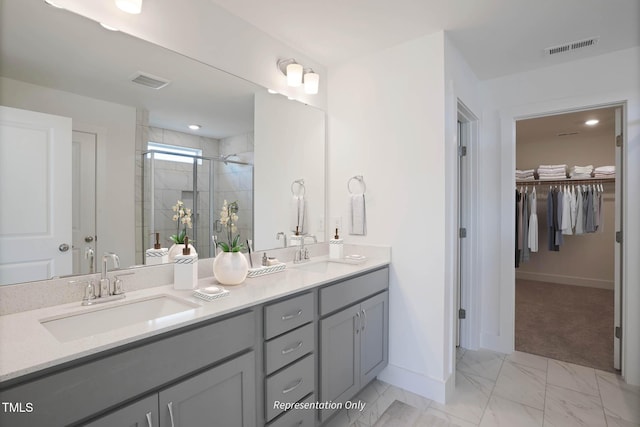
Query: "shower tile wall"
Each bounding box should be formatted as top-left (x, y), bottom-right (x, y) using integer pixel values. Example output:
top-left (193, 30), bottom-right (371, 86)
top-left (216, 133), bottom-right (254, 250)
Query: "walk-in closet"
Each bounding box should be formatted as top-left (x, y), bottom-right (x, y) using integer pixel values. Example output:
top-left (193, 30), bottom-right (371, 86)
top-left (514, 106), bottom-right (620, 372)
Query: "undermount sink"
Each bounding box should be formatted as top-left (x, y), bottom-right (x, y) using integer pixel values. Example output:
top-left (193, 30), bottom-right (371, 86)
top-left (292, 260), bottom-right (333, 273)
top-left (40, 295), bottom-right (199, 342)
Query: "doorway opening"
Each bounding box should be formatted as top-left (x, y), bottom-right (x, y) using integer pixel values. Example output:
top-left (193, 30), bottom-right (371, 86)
top-left (514, 105), bottom-right (623, 372)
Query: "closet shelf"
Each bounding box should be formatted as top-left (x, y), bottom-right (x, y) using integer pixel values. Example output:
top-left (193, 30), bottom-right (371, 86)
top-left (516, 177), bottom-right (615, 185)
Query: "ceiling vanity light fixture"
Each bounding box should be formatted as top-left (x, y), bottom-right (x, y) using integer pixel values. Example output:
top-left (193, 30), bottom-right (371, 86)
top-left (585, 119), bottom-right (599, 126)
top-left (303, 69), bottom-right (319, 95)
top-left (277, 58), bottom-right (319, 94)
top-left (115, 0), bottom-right (142, 14)
top-left (188, 124), bottom-right (202, 130)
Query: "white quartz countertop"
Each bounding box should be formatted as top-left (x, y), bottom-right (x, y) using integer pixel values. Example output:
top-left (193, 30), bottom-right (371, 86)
top-left (0, 256), bottom-right (389, 383)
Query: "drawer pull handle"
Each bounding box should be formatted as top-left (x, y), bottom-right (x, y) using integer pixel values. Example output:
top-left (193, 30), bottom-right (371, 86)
top-left (281, 309), bottom-right (303, 321)
top-left (167, 401), bottom-right (176, 427)
top-left (362, 308), bottom-right (367, 331)
top-left (146, 411), bottom-right (153, 427)
top-left (355, 311), bottom-right (360, 334)
top-left (282, 341), bottom-right (304, 355)
top-left (282, 378), bottom-right (303, 394)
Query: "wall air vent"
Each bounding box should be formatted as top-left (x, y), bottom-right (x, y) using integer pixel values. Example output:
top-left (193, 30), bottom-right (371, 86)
top-left (544, 37), bottom-right (600, 56)
top-left (130, 72), bottom-right (170, 89)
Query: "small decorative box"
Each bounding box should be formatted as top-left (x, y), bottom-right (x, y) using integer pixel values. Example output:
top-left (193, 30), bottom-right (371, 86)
top-left (247, 263), bottom-right (287, 278)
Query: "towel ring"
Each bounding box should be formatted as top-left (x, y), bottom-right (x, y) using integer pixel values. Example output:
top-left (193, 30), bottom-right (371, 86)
top-left (348, 175), bottom-right (366, 194)
top-left (291, 179), bottom-right (306, 196)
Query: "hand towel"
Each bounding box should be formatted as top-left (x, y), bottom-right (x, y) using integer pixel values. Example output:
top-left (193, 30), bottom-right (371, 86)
top-left (290, 195), bottom-right (308, 234)
top-left (349, 194), bottom-right (366, 235)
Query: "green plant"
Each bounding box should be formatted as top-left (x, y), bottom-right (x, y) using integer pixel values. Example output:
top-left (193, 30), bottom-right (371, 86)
top-left (169, 200), bottom-right (193, 244)
top-left (217, 200), bottom-right (245, 252)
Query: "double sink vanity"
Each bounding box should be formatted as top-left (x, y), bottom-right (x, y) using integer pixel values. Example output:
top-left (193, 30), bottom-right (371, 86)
top-left (0, 247), bottom-right (390, 426)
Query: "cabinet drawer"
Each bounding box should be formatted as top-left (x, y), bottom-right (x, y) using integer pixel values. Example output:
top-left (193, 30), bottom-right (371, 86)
top-left (0, 311), bottom-right (255, 427)
top-left (265, 354), bottom-right (315, 421)
top-left (319, 267), bottom-right (388, 316)
top-left (265, 292), bottom-right (314, 339)
top-left (268, 393), bottom-right (316, 427)
top-left (265, 323), bottom-right (314, 375)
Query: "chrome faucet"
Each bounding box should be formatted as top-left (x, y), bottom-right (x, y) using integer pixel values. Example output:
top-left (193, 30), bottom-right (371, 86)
top-left (293, 235), bottom-right (317, 263)
top-left (99, 252), bottom-right (120, 297)
top-left (276, 231), bottom-right (288, 248)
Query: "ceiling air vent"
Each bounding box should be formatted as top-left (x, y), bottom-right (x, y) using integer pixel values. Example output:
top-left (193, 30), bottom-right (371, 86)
top-left (130, 72), bottom-right (170, 89)
top-left (544, 37), bottom-right (600, 56)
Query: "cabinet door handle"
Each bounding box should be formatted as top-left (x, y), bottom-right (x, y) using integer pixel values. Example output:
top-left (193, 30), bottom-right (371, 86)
top-left (282, 378), bottom-right (303, 394)
top-left (362, 308), bottom-right (367, 331)
top-left (282, 340), bottom-right (304, 355)
top-left (145, 411), bottom-right (153, 427)
top-left (355, 311), bottom-right (360, 334)
top-left (281, 309), bottom-right (303, 321)
top-left (167, 401), bottom-right (176, 427)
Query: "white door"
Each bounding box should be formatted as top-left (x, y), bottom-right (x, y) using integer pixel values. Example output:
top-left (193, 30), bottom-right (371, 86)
top-left (613, 106), bottom-right (623, 370)
top-left (71, 131), bottom-right (97, 275)
top-left (0, 106), bottom-right (72, 285)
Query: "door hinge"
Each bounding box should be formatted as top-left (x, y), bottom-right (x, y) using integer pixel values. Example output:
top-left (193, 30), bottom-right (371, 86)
top-left (616, 134), bottom-right (622, 147)
top-left (616, 231), bottom-right (622, 243)
top-left (459, 227), bottom-right (467, 238)
top-left (615, 326), bottom-right (622, 339)
top-left (458, 146), bottom-right (467, 157)
top-left (458, 309), bottom-right (467, 319)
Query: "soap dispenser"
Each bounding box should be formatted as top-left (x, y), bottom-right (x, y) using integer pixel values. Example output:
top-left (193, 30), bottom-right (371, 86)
top-left (329, 228), bottom-right (344, 260)
top-left (174, 236), bottom-right (198, 290)
top-left (146, 233), bottom-right (168, 265)
top-left (290, 226), bottom-right (303, 247)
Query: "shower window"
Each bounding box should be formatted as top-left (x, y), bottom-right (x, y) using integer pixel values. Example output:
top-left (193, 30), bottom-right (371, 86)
top-left (147, 141), bottom-right (203, 165)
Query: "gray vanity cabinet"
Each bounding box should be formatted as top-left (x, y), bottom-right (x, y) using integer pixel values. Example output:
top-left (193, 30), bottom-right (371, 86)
top-left (84, 395), bottom-right (158, 427)
top-left (319, 289), bottom-right (389, 422)
top-left (86, 352), bottom-right (256, 427)
top-left (158, 351), bottom-right (256, 427)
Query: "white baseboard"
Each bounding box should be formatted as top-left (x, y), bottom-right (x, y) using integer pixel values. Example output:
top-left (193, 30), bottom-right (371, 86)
top-left (480, 333), bottom-right (513, 355)
top-left (515, 271), bottom-right (614, 290)
top-left (377, 363), bottom-right (447, 404)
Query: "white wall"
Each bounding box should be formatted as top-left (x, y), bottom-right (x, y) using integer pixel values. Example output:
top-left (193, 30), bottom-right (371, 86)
top-left (53, 0), bottom-right (327, 110)
top-left (478, 47), bottom-right (640, 385)
top-left (1, 77), bottom-right (136, 268)
top-left (254, 91), bottom-right (325, 251)
top-left (328, 32), bottom-right (451, 402)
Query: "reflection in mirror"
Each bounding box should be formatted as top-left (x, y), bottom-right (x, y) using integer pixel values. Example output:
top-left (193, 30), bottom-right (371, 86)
top-left (0, 0), bottom-right (326, 286)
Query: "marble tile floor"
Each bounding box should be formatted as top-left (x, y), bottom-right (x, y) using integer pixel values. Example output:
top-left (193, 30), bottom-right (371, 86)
top-left (323, 348), bottom-right (640, 427)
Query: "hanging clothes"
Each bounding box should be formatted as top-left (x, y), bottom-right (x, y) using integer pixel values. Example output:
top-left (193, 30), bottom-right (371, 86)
top-left (515, 189), bottom-right (522, 267)
top-left (575, 185), bottom-right (584, 235)
top-left (521, 187), bottom-right (530, 263)
top-left (547, 189), bottom-right (559, 251)
top-left (555, 188), bottom-right (564, 247)
top-left (528, 188), bottom-right (538, 252)
top-left (561, 185), bottom-right (573, 235)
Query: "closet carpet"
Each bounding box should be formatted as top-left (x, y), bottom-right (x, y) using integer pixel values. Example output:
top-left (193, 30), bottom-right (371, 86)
top-left (515, 279), bottom-right (615, 373)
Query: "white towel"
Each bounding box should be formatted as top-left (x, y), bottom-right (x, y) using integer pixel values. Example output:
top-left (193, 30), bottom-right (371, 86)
top-left (594, 165), bottom-right (615, 173)
top-left (290, 195), bottom-right (308, 234)
top-left (349, 194), bottom-right (366, 235)
top-left (538, 164), bottom-right (567, 170)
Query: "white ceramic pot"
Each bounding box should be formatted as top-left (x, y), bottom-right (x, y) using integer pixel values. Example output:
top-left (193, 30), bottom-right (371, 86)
top-left (168, 243), bottom-right (197, 262)
top-left (213, 251), bottom-right (249, 285)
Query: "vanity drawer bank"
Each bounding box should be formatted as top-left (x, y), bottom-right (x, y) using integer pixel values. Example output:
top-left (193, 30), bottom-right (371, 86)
top-left (0, 253), bottom-right (389, 427)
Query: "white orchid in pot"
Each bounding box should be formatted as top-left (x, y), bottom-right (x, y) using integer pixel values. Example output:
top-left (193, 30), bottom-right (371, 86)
top-left (167, 200), bottom-right (196, 260)
top-left (213, 200), bottom-right (248, 285)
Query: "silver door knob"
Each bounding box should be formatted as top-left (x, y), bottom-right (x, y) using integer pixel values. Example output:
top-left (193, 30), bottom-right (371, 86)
top-left (84, 236), bottom-right (94, 242)
top-left (59, 243), bottom-right (70, 252)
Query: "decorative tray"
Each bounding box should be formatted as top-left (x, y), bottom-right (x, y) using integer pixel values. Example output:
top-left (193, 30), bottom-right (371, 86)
top-left (247, 263), bottom-right (287, 278)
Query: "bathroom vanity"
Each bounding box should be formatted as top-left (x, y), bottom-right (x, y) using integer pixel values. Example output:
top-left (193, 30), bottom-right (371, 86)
top-left (0, 256), bottom-right (389, 426)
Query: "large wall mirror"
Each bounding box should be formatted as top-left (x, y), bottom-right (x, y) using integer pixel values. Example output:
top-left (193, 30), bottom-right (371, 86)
top-left (0, 0), bottom-right (325, 286)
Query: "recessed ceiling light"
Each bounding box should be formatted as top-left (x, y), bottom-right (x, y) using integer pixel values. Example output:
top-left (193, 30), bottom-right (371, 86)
top-left (99, 23), bottom-right (119, 31)
top-left (585, 119), bottom-right (599, 126)
top-left (188, 124), bottom-right (201, 130)
top-left (267, 89), bottom-right (278, 94)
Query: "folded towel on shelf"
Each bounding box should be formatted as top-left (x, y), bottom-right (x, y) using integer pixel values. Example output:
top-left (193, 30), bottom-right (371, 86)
top-left (594, 165), bottom-right (615, 173)
top-left (516, 169), bottom-right (535, 179)
top-left (538, 164), bottom-right (568, 170)
top-left (571, 165), bottom-right (593, 173)
top-left (538, 167), bottom-right (567, 175)
top-left (349, 193), bottom-right (367, 235)
top-left (539, 174), bottom-right (568, 180)
top-left (290, 195), bottom-right (308, 234)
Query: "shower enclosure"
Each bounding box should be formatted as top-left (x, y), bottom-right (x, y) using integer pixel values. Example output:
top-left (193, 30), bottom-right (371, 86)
top-left (141, 149), bottom-right (253, 262)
